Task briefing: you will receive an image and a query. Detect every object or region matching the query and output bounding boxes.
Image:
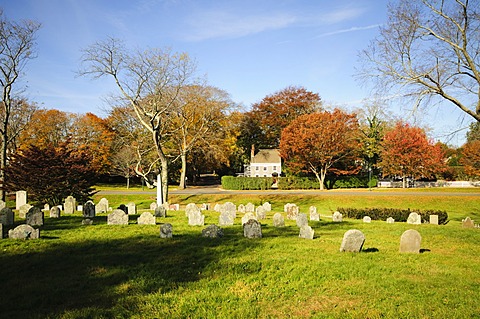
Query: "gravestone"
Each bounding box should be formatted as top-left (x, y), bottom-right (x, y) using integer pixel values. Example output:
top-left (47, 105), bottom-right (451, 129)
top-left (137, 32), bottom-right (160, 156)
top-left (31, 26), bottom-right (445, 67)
top-left (242, 212), bottom-right (257, 225)
top-left (255, 206), bottom-right (266, 220)
top-left (273, 213), bottom-right (285, 227)
top-left (299, 226), bottom-right (314, 239)
top-left (26, 207), bottom-right (44, 226)
top-left (150, 202), bottom-right (158, 211)
top-left (340, 229), bottom-right (365, 252)
top-left (83, 201), bottom-right (95, 218)
top-left (16, 190), bottom-right (27, 210)
top-left (0, 207), bottom-right (14, 225)
top-left (245, 203), bottom-right (255, 213)
top-left (96, 198), bottom-right (109, 214)
top-left (185, 203), bottom-right (200, 217)
top-left (400, 229), bottom-right (422, 253)
top-left (386, 217), bottom-right (395, 224)
top-left (19, 204), bottom-right (32, 219)
top-left (117, 204), bottom-right (127, 214)
top-left (188, 210), bottom-right (205, 226)
top-left (407, 212), bottom-right (422, 225)
top-left (462, 217), bottom-right (474, 228)
top-left (262, 202), bottom-right (272, 212)
top-left (107, 209), bottom-right (129, 225)
top-left (237, 204), bottom-right (246, 213)
top-left (363, 216), bottom-right (372, 223)
top-left (213, 203), bottom-right (222, 212)
top-left (332, 211), bottom-right (343, 222)
top-left (285, 203), bottom-right (299, 220)
top-left (9, 224), bottom-right (40, 239)
top-left (43, 204), bottom-right (50, 212)
top-left (0, 200), bottom-right (6, 211)
top-left (219, 211), bottom-right (235, 226)
top-left (82, 219), bottom-right (93, 225)
top-left (243, 219), bottom-right (262, 238)
top-left (200, 203), bottom-right (210, 211)
top-left (77, 205), bottom-right (83, 212)
top-left (155, 206), bottom-right (167, 218)
top-left (49, 206), bottom-right (61, 218)
top-left (127, 202), bottom-right (136, 215)
top-left (223, 202), bottom-right (236, 215)
top-left (309, 206), bottom-right (320, 221)
top-left (138, 212), bottom-right (156, 225)
top-left (64, 196), bottom-right (76, 214)
top-left (296, 213), bottom-right (308, 228)
top-left (202, 224), bottom-right (224, 238)
top-left (160, 223), bottom-right (173, 238)
top-left (429, 215), bottom-right (439, 225)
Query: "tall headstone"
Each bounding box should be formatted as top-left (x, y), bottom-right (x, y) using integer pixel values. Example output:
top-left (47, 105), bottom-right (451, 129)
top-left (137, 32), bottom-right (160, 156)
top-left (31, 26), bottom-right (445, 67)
top-left (243, 219), bottom-right (262, 238)
top-left (219, 211), bottom-right (235, 226)
top-left (127, 202), bottom-right (136, 215)
top-left (242, 212), bottom-right (257, 225)
top-left (83, 201), bottom-right (95, 218)
top-left (407, 212), bottom-right (422, 225)
top-left (19, 204), bottom-right (32, 219)
top-left (462, 217), bottom-right (475, 228)
top-left (202, 224), bottom-right (224, 238)
top-left (49, 206), bottom-right (61, 218)
top-left (309, 206), bottom-right (320, 221)
top-left (9, 224), bottom-right (40, 239)
top-left (188, 210), bottom-right (205, 226)
top-left (96, 198), bottom-right (109, 214)
top-left (332, 211), bottom-right (343, 222)
top-left (273, 213), bottom-right (285, 227)
top-left (16, 190), bottom-right (27, 210)
top-left (340, 229), bottom-right (365, 252)
top-left (429, 215), bottom-right (439, 225)
top-left (0, 207), bottom-right (14, 225)
top-left (299, 226), bottom-right (314, 239)
top-left (296, 213), bottom-right (308, 228)
top-left (285, 203), bottom-right (299, 220)
top-left (26, 207), bottom-right (44, 227)
top-left (160, 223), bottom-right (173, 238)
top-left (400, 229), bottom-right (422, 253)
top-left (64, 196), bottom-right (76, 214)
top-left (107, 209), bottom-right (129, 225)
top-left (245, 203), bottom-right (255, 213)
top-left (138, 212), bottom-right (156, 225)
top-left (255, 206), bottom-right (267, 220)
top-left (262, 202), bottom-right (272, 212)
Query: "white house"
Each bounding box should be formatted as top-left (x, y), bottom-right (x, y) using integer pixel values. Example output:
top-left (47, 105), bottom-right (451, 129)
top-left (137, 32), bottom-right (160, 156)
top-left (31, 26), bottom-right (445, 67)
top-left (249, 149), bottom-right (282, 177)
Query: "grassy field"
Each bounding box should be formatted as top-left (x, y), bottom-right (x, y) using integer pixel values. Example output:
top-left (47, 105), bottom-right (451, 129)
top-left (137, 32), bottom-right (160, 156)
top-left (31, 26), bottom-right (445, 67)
top-left (1, 189), bottom-right (479, 318)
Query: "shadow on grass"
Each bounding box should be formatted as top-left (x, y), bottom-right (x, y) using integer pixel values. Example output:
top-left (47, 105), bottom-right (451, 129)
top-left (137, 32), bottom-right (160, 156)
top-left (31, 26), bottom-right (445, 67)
top-left (0, 229), bottom-right (259, 318)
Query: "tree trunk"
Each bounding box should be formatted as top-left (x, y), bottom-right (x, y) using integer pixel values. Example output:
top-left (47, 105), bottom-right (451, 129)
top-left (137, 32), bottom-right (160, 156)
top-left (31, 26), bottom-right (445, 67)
top-left (0, 124), bottom-right (8, 201)
top-left (179, 151), bottom-right (187, 189)
top-left (154, 131), bottom-right (169, 204)
top-left (402, 176), bottom-right (407, 189)
top-left (126, 176), bottom-right (130, 189)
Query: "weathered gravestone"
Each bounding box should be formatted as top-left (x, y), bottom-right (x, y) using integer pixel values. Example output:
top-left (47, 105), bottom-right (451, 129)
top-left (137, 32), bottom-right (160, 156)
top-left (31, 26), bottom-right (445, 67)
top-left (160, 223), bottom-right (173, 238)
top-left (185, 203), bottom-right (199, 217)
top-left (245, 203), bottom-right (255, 213)
top-left (237, 204), bottom-right (246, 213)
top-left (83, 201), bottom-right (95, 218)
top-left (0, 200), bottom-right (6, 211)
top-left (82, 219), bottom-right (93, 225)
top-left (363, 216), bottom-right (372, 223)
top-left (285, 203), bottom-right (299, 220)
top-left (0, 207), bottom-right (14, 225)
top-left (429, 215), bottom-right (439, 225)
top-left (299, 226), bottom-right (314, 239)
top-left (407, 212), bottom-right (422, 225)
top-left (107, 209), bottom-right (129, 225)
top-left (19, 204), bottom-right (32, 219)
top-left (400, 229), bottom-right (422, 253)
top-left (242, 212), bottom-right (257, 225)
top-left (16, 190), bottom-right (27, 210)
top-left (138, 212), bottom-right (156, 225)
top-left (309, 206), bottom-right (320, 221)
top-left (49, 206), bottom-right (61, 218)
top-left (219, 211), bottom-right (235, 226)
top-left (255, 206), bottom-right (267, 220)
top-left (9, 224), bottom-right (40, 239)
top-left (155, 206), bottom-right (167, 218)
top-left (200, 203), bottom-right (210, 211)
top-left (127, 202), bottom-right (136, 215)
top-left (332, 211), bottom-right (343, 222)
top-left (462, 217), bottom-right (475, 228)
top-left (64, 196), bottom-right (76, 214)
top-left (213, 203), bottom-right (222, 212)
top-left (223, 202), bottom-right (236, 215)
top-left (296, 213), bottom-right (308, 228)
top-left (340, 229), bottom-right (365, 252)
top-left (273, 213), bottom-right (285, 227)
top-left (77, 205), bottom-right (83, 212)
top-left (150, 202), bottom-right (158, 211)
top-left (188, 210), bottom-right (205, 226)
top-left (96, 198), bottom-right (109, 214)
top-left (202, 224), bottom-right (224, 238)
top-left (243, 219), bottom-right (262, 238)
top-left (386, 217), bottom-right (395, 224)
top-left (43, 204), bottom-right (50, 212)
top-left (26, 207), bottom-right (44, 227)
top-left (262, 202), bottom-right (272, 212)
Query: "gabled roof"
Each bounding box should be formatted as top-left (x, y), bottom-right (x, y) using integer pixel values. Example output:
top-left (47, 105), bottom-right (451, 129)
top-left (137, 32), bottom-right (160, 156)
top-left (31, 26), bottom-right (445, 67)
top-left (251, 149), bottom-right (281, 164)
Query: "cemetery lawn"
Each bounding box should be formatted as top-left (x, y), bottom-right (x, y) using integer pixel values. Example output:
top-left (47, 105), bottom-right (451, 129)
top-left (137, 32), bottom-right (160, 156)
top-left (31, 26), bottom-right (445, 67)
top-left (1, 190), bottom-right (479, 318)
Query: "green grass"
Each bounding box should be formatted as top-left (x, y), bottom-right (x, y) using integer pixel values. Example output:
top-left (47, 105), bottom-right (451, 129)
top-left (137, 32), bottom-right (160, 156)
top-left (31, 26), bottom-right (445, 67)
top-left (1, 190), bottom-right (480, 318)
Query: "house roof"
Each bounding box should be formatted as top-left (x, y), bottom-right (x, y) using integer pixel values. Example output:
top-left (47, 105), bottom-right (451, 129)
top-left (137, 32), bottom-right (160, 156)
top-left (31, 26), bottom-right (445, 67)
top-left (251, 149), bottom-right (281, 164)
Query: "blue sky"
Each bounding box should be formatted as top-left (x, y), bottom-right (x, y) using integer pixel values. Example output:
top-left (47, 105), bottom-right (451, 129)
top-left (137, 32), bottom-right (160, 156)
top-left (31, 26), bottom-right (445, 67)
top-left (2, 0), bottom-right (471, 145)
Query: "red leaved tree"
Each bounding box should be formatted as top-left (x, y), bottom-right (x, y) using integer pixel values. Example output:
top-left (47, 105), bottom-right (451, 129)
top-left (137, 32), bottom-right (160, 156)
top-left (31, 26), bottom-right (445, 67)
top-left (379, 122), bottom-right (446, 188)
top-left (460, 140), bottom-right (480, 177)
top-left (279, 109), bottom-right (361, 190)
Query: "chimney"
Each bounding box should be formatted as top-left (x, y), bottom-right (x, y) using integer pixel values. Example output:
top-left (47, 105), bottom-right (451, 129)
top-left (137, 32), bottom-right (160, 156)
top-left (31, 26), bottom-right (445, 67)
top-left (251, 144), bottom-right (255, 160)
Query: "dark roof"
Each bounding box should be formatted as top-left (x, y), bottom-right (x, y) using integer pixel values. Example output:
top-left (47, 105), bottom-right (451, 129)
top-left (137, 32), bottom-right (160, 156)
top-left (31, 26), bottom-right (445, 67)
top-left (251, 149), bottom-right (281, 164)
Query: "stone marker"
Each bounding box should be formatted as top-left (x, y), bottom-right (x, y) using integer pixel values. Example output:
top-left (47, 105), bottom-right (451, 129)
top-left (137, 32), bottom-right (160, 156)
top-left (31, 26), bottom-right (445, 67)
top-left (400, 229), bottom-right (422, 253)
top-left (77, 205), bottom-right (83, 212)
top-left (242, 212), bottom-right (257, 225)
top-left (332, 211), bottom-right (343, 222)
top-left (150, 202), bottom-right (158, 211)
top-left (363, 216), bottom-right (372, 223)
top-left (340, 229), bottom-right (365, 252)
top-left (160, 223), bottom-right (173, 238)
top-left (49, 206), bottom-right (61, 218)
top-left (107, 209), bottom-right (129, 225)
top-left (243, 219), bottom-right (262, 238)
top-left (429, 215), bottom-right (439, 225)
top-left (245, 203), bottom-right (255, 213)
top-left (9, 224), bottom-right (40, 240)
top-left (138, 212), bottom-right (156, 225)
top-left (219, 211), bottom-right (235, 226)
top-left (462, 217), bottom-right (475, 228)
top-left (83, 201), bottom-right (95, 218)
top-left (223, 202), bottom-right (237, 215)
top-left (185, 203), bottom-right (200, 217)
top-left (126, 202), bottom-right (136, 215)
top-left (64, 196), bottom-right (76, 214)
top-left (0, 200), bottom-right (6, 211)
top-left (43, 204), bottom-right (50, 212)
top-left (273, 213), bottom-right (285, 227)
top-left (200, 203), bottom-right (209, 211)
top-left (237, 204), bottom-right (245, 213)
top-left (0, 207), bottom-right (14, 225)
top-left (213, 203), bottom-right (222, 212)
top-left (309, 206), bottom-right (320, 221)
top-left (407, 212), bottom-right (422, 225)
top-left (262, 202), bottom-right (272, 212)
top-left (82, 219), bottom-right (93, 225)
top-left (285, 203), bottom-right (299, 220)
top-left (202, 224), bottom-right (224, 238)
top-left (188, 210), bottom-right (205, 226)
top-left (26, 207), bottom-right (44, 226)
top-left (255, 206), bottom-right (266, 220)
top-left (96, 198), bottom-right (109, 214)
top-left (155, 206), bottom-right (167, 218)
top-left (16, 190), bottom-right (27, 210)
top-left (299, 226), bottom-right (314, 239)
top-left (296, 213), bottom-right (308, 228)
top-left (386, 217), bottom-right (395, 224)
top-left (19, 204), bottom-right (32, 219)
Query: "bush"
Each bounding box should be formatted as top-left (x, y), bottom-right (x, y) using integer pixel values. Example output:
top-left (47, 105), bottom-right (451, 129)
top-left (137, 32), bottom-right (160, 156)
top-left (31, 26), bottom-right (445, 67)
top-left (277, 177), bottom-right (319, 189)
top-left (221, 176), bottom-right (273, 190)
top-left (277, 175), bottom-right (378, 190)
top-left (337, 207), bottom-right (448, 224)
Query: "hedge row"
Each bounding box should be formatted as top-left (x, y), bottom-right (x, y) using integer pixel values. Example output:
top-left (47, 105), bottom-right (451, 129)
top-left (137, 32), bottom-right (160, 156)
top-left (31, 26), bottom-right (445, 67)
top-left (337, 207), bottom-right (448, 225)
top-left (221, 176), bottom-right (273, 190)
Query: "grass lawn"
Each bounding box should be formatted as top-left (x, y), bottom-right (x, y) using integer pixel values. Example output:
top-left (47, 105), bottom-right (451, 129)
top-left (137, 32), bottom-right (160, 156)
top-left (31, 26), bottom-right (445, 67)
top-left (1, 189), bottom-right (479, 318)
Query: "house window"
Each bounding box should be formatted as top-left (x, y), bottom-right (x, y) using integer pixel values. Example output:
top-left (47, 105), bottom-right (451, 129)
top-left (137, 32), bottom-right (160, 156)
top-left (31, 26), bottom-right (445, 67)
top-left (256, 166), bottom-right (259, 171)
top-left (273, 166), bottom-right (277, 171)
top-left (263, 166), bottom-right (267, 171)
top-left (255, 175), bottom-right (259, 177)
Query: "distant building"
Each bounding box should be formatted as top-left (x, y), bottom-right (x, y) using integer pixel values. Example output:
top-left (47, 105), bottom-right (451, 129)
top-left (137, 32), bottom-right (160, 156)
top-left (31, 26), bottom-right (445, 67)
top-left (249, 148), bottom-right (282, 177)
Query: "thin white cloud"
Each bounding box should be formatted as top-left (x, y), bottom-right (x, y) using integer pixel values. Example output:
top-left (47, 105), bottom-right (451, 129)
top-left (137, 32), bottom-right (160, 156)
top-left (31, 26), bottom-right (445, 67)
top-left (315, 24), bottom-right (382, 38)
top-left (318, 7), bottom-right (366, 24)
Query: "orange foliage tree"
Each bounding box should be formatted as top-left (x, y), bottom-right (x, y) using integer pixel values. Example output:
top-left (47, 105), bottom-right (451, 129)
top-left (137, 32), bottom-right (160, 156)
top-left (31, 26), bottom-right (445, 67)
top-left (279, 109), bottom-right (361, 190)
top-left (460, 140), bottom-right (480, 177)
top-left (379, 122), bottom-right (446, 187)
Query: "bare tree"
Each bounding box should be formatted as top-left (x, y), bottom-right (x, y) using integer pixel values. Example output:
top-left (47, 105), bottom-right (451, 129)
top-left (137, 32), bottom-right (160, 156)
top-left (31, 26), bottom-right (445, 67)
top-left (110, 145), bottom-right (137, 188)
top-left (358, 0), bottom-right (480, 123)
top-left (0, 10), bottom-right (41, 200)
top-left (79, 38), bottom-right (198, 203)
